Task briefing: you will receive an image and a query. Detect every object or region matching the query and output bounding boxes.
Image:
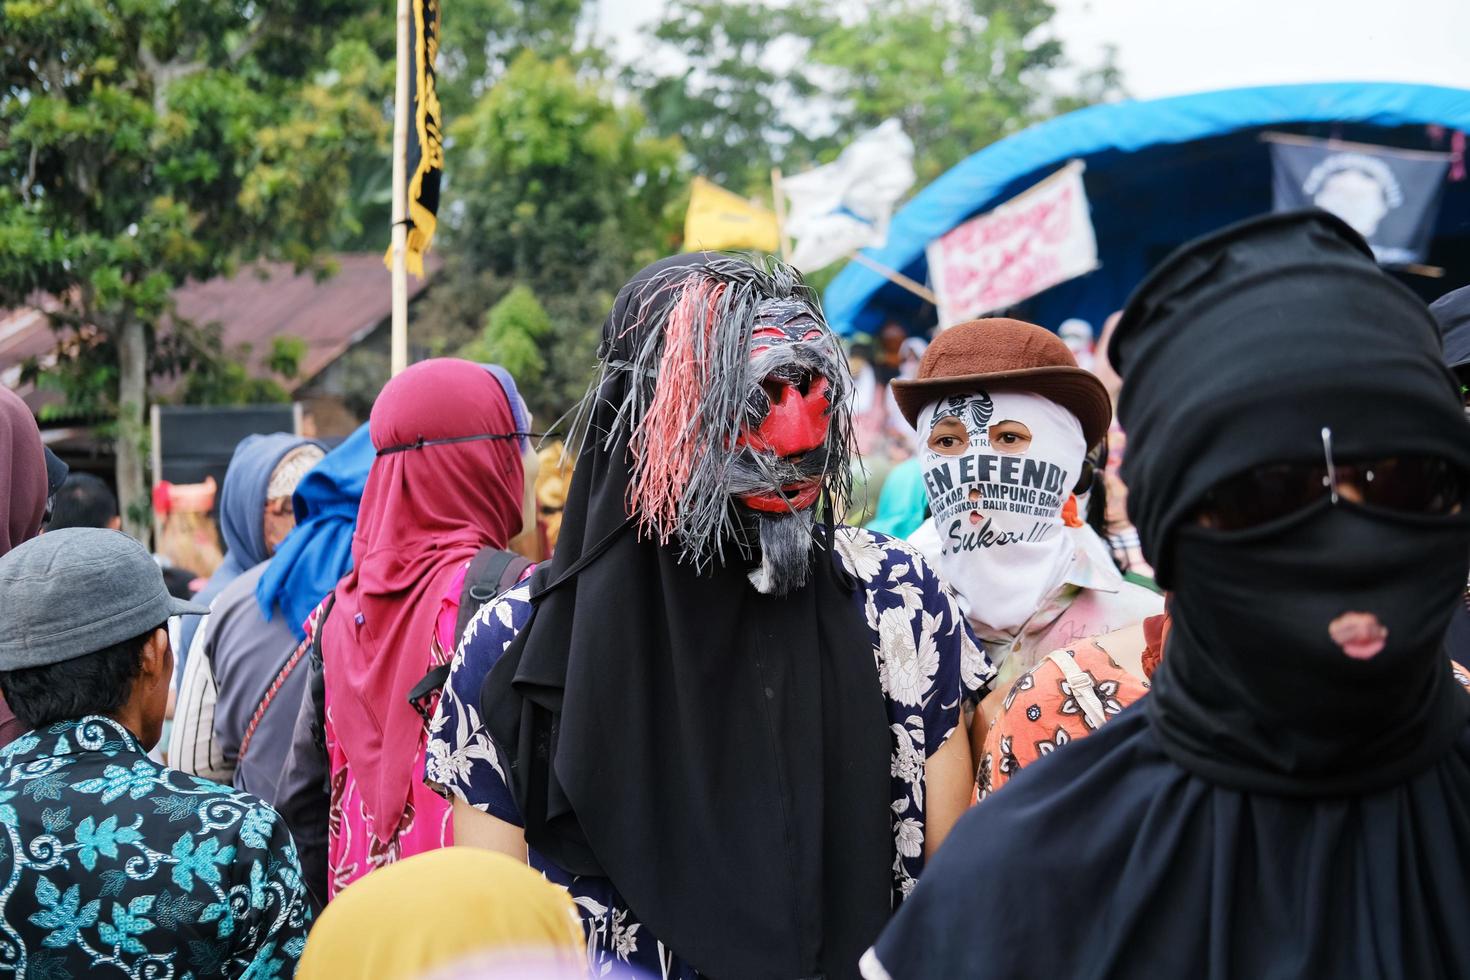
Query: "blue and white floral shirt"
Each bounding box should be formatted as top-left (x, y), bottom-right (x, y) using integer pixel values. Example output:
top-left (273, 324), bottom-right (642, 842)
top-left (427, 526), bottom-right (994, 979)
top-left (0, 716), bottom-right (311, 979)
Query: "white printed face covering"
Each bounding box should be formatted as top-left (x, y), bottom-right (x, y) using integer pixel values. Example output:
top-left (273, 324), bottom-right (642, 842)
top-left (919, 389), bottom-right (1086, 634)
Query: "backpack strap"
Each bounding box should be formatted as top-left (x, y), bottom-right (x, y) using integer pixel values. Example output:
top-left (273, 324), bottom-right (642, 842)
top-left (306, 595), bottom-right (333, 761)
top-left (453, 546), bottom-right (531, 646)
top-left (238, 643), bottom-right (307, 765)
top-left (407, 664), bottom-right (453, 725)
top-left (238, 594), bottom-right (334, 766)
top-left (410, 549), bottom-right (531, 726)
top-left (1046, 649), bottom-right (1110, 729)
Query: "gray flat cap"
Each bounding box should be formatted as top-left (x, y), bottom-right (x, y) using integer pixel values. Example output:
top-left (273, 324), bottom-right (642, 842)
top-left (0, 528), bottom-right (209, 670)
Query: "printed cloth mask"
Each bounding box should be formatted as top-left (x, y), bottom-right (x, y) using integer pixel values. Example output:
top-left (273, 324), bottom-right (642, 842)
top-left (919, 389), bottom-right (1084, 634)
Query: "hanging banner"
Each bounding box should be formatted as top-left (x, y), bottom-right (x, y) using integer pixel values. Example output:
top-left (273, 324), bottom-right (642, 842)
top-left (683, 177), bottom-right (780, 253)
top-left (926, 161), bottom-right (1098, 328)
top-left (1267, 133), bottom-right (1450, 266)
top-left (782, 120), bottom-right (916, 270)
top-left (385, 0), bottom-right (443, 278)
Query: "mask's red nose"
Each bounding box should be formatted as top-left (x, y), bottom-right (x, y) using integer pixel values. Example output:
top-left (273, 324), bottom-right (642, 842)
top-left (740, 374), bottom-right (831, 457)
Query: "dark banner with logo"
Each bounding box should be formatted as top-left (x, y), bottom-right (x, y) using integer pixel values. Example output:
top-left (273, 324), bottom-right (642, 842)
top-left (1268, 135), bottom-right (1450, 266)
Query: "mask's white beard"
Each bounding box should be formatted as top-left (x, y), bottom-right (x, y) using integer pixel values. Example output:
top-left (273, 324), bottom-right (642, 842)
top-left (919, 390), bottom-right (1086, 634)
top-left (748, 508), bottom-right (817, 595)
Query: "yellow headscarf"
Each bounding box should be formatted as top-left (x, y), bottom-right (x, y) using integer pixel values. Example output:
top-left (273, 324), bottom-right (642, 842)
top-left (298, 848), bottom-right (587, 979)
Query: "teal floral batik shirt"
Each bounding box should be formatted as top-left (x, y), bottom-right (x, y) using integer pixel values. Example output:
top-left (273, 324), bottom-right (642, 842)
top-left (0, 716), bottom-right (311, 979)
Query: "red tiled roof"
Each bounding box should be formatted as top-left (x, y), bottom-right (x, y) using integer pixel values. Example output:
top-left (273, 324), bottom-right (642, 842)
top-left (0, 253), bottom-right (440, 404)
top-left (0, 304), bottom-right (63, 383)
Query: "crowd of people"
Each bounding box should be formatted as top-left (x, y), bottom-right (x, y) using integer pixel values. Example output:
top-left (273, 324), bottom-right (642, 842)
top-left (2, 207), bottom-right (1469, 978)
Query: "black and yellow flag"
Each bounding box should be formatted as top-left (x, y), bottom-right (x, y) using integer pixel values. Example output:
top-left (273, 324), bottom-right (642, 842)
top-left (391, 0), bottom-right (442, 277)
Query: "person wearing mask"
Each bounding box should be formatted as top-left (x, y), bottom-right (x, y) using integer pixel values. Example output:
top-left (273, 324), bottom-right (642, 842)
top-left (863, 210), bottom-right (1470, 979)
top-left (45, 471), bottom-right (121, 530)
top-left (894, 318), bottom-right (1161, 738)
top-left (1057, 317), bottom-right (1096, 371)
top-left (170, 435), bottom-right (325, 783)
top-left (1430, 283), bottom-right (1470, 670)
top-left (428, 255), bottom-right (991, 980)
top-left (275, 359), bottom-right (536, 904)
top-left (297, 848), bottom-right (586, 979)
top-left (0, 386), bottom-right (52, 747)
top-left (0, 528), bottom-right (311, 976)
top-left (531, 440), bottom-right (575, 557)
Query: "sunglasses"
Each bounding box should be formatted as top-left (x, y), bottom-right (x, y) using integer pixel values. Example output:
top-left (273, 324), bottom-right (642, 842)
top-left (1193, 427), bottom-right (1468, 531)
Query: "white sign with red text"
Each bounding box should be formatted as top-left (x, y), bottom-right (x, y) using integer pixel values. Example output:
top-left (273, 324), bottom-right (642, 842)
top-left (926, 161), bottom-right (1098, 327)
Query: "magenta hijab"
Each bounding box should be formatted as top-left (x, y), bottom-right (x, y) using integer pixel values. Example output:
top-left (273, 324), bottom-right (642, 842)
top-left (1, 387), bottom-right (46, 557)
top-left (0, 387), bottom-right (47, 746)
top-left (322, 359), bottom-right (525, 841)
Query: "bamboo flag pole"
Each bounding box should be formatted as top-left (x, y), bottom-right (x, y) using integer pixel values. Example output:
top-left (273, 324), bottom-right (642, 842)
top-left (771, 167), bottom-right (793, 261)
top-left (848, 251), bottom-right (938, 305)
top-left (389, 0), bottom-right (411, 377)
top-left (771, 163), bottom-right (933, 302)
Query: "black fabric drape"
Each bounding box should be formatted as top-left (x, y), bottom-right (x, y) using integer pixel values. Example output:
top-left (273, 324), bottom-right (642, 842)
top-left (870, 707), bottom-right (1470, 980)
top-left (868, 211), bottom-right (1470, 979)
top-left (481, 255), bottom-right (892, 979)
top-left (1110, 210), bottom-right (1470, 794)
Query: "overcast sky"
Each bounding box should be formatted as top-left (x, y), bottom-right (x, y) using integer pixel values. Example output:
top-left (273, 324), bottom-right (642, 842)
top-left (595, 0), bottom-right (1470, 100)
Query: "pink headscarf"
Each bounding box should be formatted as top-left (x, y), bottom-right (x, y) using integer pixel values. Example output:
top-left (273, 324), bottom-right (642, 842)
top-left (323, 359), bottom-right (525, 840)
top-left (0, 387), bottom-right (47, 745)
top-left (1, 386), bottom-right (46, 556)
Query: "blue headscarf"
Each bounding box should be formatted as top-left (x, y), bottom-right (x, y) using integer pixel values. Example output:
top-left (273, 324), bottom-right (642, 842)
top-left (177, 432), bottom-right (324, 669)
top-left (255, 423), bottom-right (375, 642)
top-left (481, 364), bottom-right (531, 453)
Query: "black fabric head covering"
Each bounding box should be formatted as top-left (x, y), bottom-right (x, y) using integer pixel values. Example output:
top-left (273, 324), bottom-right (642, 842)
top-left (865, 210), bottom-right (1470, 980)
top-left (1109, 208), bottom-right (1470, 796)
top-left (1430, 283), bottom-right (1470, 382)
top-left (1110, 209), bottom-right (1470, 586)
top-left (481, 254), bottom-right (893, 979)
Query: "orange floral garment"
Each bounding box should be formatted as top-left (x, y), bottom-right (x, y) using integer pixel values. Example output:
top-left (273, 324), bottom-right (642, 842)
top-left (977, 636), bottom-right (1151, 801)
top-left (979, 612), bottom-right (1470, 802)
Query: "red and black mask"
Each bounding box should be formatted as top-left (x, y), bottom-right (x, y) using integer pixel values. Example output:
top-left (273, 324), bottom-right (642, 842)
top-left (598, 257), bottom-right (854, 593)
top-left (733, 299), bottom-right (843, 515)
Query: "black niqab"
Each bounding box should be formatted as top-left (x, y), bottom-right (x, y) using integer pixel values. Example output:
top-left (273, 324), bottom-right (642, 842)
top-left (481, 255), bottom-right (893, 980)
top-left (866, 211), bottom-right (1470, 980)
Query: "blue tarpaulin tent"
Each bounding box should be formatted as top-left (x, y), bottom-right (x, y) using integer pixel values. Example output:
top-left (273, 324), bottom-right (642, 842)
top-left (823, 82), bottom-right (1470, 338)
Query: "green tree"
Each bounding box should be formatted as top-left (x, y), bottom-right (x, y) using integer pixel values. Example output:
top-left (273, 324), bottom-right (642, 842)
top-left (458, 284), bottom-right (550, 384)
top-left (810, 0), bottom-right (1122, 182)
top-left (326, 0), bottom-right (589, 252)
top-left (625, 0), bottom-right (831, 192)
top-left (415, 52), bottom-right (683, 420)
top-left (634, 0), bottom-right (1124, 189)
top-left (1, 2), bottom-right (388, 536)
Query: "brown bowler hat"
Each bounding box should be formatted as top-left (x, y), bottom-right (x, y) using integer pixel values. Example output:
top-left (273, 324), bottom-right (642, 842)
top-left (891, 317), bottom-right (1112, 447)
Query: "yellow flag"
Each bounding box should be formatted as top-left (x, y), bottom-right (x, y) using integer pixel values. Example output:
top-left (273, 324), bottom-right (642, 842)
top-left (683, 177), bottom-right (780, 253)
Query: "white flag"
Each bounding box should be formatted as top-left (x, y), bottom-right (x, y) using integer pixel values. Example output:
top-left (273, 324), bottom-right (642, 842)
top-left (926, 160), bottom-right (1098, 328)
top-left (781, 120), bottom-right (916, 271)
